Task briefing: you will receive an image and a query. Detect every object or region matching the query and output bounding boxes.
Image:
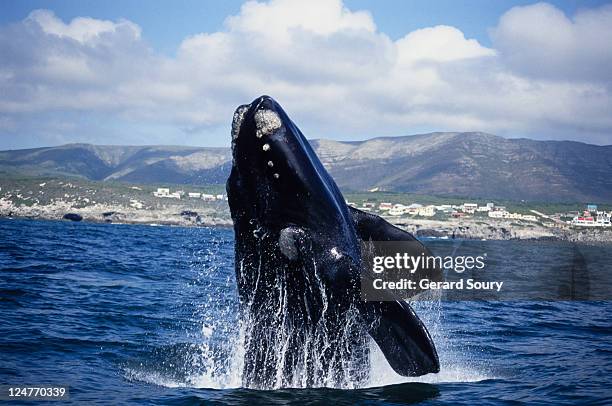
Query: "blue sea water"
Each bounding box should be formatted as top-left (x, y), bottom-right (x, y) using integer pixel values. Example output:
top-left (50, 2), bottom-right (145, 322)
top-left (0, 218), bottom-right (611, 405)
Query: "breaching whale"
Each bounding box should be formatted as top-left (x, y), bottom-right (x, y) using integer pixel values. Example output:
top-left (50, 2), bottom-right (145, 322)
top-left (227, 95), bottom-right (440, 389)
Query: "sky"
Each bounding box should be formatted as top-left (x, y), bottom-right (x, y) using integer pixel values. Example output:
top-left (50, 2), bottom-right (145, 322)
top-left (1, 0), bottom-right (611, 149)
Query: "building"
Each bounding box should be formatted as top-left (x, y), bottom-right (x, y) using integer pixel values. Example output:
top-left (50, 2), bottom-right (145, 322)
top-left (571, 213), bottom-right (611, 227)
top-left (388, 204), bottom-right (407, 216)
top-left (153, 188), bottom-right (170, 197)
top-left (462, 203), bottom-right (478, 214)
top-left (379, 202), bottom-right (393, 211)
top-left (201, 194), bottom-right (216, 201)
top-left (188, 192), bottom-right (201, 198)
top-left (488, 210), bottom-right (507, 219)
top-left (404, 203), bottom-right (421, 215)
top-left (488, 210), bottom-right (539, 222)
top-left (417, 205), bottom-right (436, 217)
top-left (436, 204), bottom-right (453, 212)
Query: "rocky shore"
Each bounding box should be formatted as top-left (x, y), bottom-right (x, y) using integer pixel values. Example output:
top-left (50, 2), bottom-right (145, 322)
top-left (2, 197), bottom-right (611, 243)
top-left (0, 197), bottom-right (232, 228)
top-left (384, 216), bottom-right (612, 243)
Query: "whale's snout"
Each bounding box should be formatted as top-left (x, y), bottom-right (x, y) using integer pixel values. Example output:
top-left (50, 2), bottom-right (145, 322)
top-left (231, 95), bottom-right (279, 141)
top-left (229, 95), bottom-right (288, 186)
top-left (227, 95), bottom-right (348, 229)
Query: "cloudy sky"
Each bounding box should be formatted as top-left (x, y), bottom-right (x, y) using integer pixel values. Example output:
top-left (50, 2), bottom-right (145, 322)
top-left (1, 0), bottom-right (611, 149)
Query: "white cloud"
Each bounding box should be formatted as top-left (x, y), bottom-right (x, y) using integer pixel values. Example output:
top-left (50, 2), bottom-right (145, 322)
top-left (0, 0), bottom-right (611, 149)
top-left (226, 0), bottom-right (376, 36)
top-left (491, 2), bottom-right (612, 83)
top-left (27, 9), bottom-right (141, 43)
top-left (396, 25), bottom-right (495, 65)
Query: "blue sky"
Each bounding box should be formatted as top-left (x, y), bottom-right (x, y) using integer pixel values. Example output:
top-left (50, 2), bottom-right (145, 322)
top-left (2, 0), bottom-right (608, 49)
top-left (1, 0), bottom-right (611, 148)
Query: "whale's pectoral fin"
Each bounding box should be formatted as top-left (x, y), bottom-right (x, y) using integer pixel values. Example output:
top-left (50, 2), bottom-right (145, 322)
top-left (349, 206), bottom-right (419, 242)
top-left (349, 206), bottom-right (443, 284)
top-left (350, 206), bottom-right (440, 375)
top-left (361, 300), bottom-right (440, 376)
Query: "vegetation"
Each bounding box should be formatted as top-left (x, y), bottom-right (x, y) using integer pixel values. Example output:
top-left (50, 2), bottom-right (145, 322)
top-left (2, 172), bottom-right (610, 217)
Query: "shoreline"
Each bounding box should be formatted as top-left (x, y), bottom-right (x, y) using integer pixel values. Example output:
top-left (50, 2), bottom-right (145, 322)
top-left (3, 210), bottom-right (611, 244)
top-left (0, 211), bottom-right (233, 228)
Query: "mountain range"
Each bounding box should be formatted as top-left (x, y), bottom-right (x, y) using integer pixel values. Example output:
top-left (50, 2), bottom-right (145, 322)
top-left (1, 132), bottom-right (611, 203)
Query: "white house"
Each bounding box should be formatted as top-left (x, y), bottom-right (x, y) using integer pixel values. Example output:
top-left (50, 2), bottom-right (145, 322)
top-left (153, 188), bottom-right (170, 197)
top-left (379, 202), bottom-right (393, 211)
top-left (417, 205), bottom-right (436, 217)
top-left (405, 203), bottom-right (422, 215)
top-left (462, 203), bottom-right (478, 214)
top-left (436, 204), bottom-right (453, 212)
top-left (488, 210), bottom-right (507, 218)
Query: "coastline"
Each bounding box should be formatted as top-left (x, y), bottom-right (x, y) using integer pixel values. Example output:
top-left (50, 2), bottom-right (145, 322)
top-left (386, 216), bottom-right (612, 244)
top-left (0, 198), bottom-right (233, 228)
top-left (2, 204), bottom-right (611, 243)
top-left (1, 176), bottom-right (609, 243)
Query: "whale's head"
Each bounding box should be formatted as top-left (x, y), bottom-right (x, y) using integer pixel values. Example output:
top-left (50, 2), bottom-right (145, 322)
top-left (227, 95), bottom-right (355, 244)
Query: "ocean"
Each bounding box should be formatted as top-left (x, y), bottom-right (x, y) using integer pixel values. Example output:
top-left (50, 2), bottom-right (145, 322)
top-left (0, 218), bottom-right (611, 405)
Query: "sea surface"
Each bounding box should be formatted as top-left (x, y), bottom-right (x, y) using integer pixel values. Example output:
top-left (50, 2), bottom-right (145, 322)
top-left (0, 218), bottom-right (611, 405)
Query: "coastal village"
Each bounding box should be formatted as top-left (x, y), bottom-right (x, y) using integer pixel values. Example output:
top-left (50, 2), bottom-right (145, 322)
top-left (152, 187), bottom-right (228, 202)
top-left (0, 178), bottom-right (611, 242)
top-left (346, 200), bottom-right (612, 228)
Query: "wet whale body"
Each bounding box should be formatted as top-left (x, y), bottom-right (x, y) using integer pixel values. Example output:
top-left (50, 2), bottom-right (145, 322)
top-left (227, 95), bottom-right (440, 389)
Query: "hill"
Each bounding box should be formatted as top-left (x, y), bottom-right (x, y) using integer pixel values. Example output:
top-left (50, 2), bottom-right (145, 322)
top-left (1, 132), bottom-right (611, 202)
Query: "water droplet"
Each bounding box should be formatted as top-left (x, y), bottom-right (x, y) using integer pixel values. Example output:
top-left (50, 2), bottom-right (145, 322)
top-left (263, 144), bottom-right (270, 151)
top-left (253, 227), bottom-right (264, 238)
top-left (267, 161), bottom-right (274, 167)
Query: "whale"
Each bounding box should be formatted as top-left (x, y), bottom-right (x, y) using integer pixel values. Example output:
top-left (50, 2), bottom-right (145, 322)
top-left (226, 95), bottom-right (440, 389)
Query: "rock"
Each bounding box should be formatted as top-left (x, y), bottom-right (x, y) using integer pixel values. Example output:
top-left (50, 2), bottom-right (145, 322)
top-left (101, 211), bottom-right (125, 223)
top-left (63, 213), bottom-right (83, 222)
top-left (416, 228), bottom-right (448, 238)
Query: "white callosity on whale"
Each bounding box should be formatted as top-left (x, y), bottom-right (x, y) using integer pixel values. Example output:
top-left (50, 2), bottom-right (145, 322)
top-left (231, 105), bottom-right (249, 140)
top-left (254, 109), bottom-right (282, 139)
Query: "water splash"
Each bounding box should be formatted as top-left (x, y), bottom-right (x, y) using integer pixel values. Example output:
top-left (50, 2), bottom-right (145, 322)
top-left (125, 229), bottom-right (490, 390)
top-left (237, 255), bottom-right (370, 389)
top-left (368, 299), bottom-right (491, 387)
